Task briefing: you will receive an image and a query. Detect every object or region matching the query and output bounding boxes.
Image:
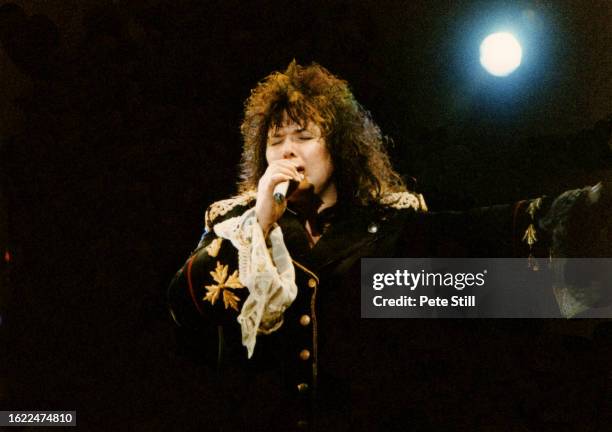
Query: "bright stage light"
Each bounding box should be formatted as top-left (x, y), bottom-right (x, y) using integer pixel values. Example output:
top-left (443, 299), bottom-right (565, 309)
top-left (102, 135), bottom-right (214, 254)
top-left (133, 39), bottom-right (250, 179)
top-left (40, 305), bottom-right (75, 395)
top-left (479, 32), bottom-right (522, 77)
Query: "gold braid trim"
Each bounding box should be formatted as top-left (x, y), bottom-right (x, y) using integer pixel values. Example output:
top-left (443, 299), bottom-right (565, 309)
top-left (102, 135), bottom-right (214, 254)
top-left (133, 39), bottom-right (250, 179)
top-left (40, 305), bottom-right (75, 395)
top-left (205, 190), bottom-right (426, 231)
top-left (204, 190), bottom-right (257, 231)
top-left (379, 191), bottom-right (428, 212)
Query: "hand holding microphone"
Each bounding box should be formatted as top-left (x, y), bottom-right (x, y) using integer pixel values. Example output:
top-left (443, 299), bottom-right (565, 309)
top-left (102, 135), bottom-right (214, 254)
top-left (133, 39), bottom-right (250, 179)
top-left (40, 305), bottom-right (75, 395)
top-left (273, 177), bottom-right (304, 203)
top-left (255, 160), bottom-right (305, 235)
top-left (273, 180), bottom-right (291, 204)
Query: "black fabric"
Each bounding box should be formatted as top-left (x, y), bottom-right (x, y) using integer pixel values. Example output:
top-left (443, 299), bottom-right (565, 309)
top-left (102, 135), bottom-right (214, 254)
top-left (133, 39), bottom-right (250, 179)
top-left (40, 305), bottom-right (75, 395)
top-left (168, 195), bottom-right (610, 432)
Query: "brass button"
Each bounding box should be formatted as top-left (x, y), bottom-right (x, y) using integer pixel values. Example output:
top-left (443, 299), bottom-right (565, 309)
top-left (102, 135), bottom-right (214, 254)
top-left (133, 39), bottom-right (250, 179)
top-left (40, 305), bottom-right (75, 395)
top-left (307, 278), bottom-right (317, 288)
top-left (299, 349), bottom-right (311, 361)
top-left (297, 383), bottom-right (309, 393)
top-left (299, 315), bottom-right (311, 326)
top-left (367, 222), bottom-right (379, 234)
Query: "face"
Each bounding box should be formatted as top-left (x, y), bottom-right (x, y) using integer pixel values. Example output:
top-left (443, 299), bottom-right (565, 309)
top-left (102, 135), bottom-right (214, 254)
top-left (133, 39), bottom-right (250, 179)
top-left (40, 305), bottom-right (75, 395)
top-left (266, 118), bottom-right (335, 199)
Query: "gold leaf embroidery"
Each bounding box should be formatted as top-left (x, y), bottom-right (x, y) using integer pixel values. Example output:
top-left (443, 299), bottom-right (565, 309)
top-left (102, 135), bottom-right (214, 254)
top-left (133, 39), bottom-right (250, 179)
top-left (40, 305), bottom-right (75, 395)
top-left (223, 290), bottom-right (241, 311)
top-left (205, 238), bottom-right (223, 257)
top-left (524, 198), bottom-right (542, 271)
top-left (526, 197), bottom-right (542, 219)
top-left (224, 271), bottom-right (244, 289)
top-left (204, 261), bottom-right (245, 311)
top-left (522, 224), bottom-right (537, 247)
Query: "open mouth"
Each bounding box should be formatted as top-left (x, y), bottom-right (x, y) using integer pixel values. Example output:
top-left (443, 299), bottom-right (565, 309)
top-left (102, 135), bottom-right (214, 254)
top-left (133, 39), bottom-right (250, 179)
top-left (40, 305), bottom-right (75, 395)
top-left (297, 166), bottom-right (306, 180)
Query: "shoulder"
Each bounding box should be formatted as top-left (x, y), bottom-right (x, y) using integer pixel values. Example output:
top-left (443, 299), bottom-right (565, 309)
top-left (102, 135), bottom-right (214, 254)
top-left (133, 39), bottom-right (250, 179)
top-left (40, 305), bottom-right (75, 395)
top-left (204, 190), bottom-right (257, 231)
top-left (378, 191), bottom-right (428, 212)
top-left (353, 191), bottom-right (428, 232)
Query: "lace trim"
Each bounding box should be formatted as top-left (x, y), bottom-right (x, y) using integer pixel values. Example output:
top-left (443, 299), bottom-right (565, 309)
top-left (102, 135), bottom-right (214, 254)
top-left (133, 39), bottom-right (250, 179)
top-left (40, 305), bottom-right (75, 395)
top-left (214, 208), bottom-right (297, 358)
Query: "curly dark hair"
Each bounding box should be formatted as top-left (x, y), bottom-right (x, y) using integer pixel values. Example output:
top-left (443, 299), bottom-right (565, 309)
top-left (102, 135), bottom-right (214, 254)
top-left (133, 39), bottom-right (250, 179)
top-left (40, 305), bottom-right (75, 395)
top-left (238, 61), bottom-right (407, 205)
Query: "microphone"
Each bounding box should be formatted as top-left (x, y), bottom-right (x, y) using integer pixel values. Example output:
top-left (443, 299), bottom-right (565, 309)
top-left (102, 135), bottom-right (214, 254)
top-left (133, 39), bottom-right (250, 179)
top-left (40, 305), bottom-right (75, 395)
top-left (273, 181), bottom-right (290, 204)
top-left (273, 174), bottom-right (304, 204)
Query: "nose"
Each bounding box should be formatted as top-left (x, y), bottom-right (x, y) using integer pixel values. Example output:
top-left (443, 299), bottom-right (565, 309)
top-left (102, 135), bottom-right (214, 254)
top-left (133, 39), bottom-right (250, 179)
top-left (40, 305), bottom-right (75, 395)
top-left (279, 137), bottom-right (296, 159)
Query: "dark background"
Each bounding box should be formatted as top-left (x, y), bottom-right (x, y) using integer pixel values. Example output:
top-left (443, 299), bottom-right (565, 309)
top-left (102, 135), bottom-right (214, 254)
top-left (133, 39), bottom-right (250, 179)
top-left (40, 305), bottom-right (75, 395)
top-left (0, 0), bottom-right (611, 430)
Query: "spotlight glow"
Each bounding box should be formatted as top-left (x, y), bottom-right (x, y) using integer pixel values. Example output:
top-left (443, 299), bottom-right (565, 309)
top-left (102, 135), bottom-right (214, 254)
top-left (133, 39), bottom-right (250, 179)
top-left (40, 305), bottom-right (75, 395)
top-left (480, 32), bottom-right (522, 77)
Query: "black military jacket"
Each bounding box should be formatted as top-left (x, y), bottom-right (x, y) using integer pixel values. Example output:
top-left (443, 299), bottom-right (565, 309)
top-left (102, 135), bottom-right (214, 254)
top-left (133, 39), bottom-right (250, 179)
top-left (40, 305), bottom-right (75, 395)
top-left (168, 188), bottom-right (611, 432)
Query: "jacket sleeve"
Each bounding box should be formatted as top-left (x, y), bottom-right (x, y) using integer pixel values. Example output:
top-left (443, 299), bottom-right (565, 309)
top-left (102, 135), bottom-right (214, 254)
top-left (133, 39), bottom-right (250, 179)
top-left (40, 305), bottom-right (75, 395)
top-left (420, 182), bottom-right (611, 259)
top-left (168, 227), bottom-right (248, 328)
top-left (419, 182), bottom-right (612, 316)
top-left (415, 198), bottom-right (552, 258)
top-left (167, 225), bottom-right (249, 365)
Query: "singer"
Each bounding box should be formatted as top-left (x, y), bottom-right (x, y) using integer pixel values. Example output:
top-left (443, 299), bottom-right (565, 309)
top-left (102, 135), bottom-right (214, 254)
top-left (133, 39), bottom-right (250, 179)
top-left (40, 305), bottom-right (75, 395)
top-left (168, 62), bottom-right (611, 432)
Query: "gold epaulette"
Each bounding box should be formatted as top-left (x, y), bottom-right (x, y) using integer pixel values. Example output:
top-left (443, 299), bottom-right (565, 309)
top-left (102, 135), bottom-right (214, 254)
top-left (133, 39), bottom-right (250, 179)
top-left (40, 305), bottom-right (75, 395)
top-left (379, 191), bottom-right (428, 212)
top-left (204, 190), bottom-right (257, 231)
